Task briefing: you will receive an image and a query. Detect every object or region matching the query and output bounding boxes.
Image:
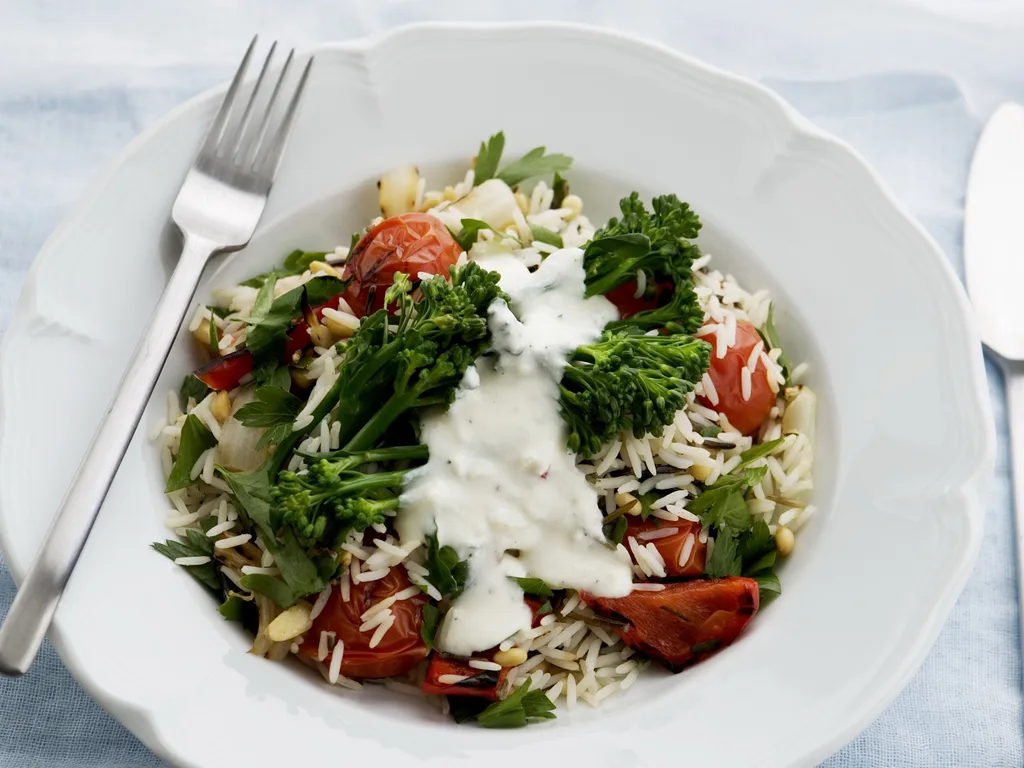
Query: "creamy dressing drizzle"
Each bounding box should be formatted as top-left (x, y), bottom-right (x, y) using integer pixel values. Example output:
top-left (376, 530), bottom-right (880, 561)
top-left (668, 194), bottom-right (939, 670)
top-left (398, 247), bottom-right (633, 656)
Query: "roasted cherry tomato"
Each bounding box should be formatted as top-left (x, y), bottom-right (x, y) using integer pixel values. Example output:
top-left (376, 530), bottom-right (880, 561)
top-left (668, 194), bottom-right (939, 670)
top-left (299, 568), bottom-right (428, 679)
top-left (604, 279), bottom-right (673, 319)
top-left (624, 518), bottom-right (705, 578)
top-left (343, 213), bottom-right (463, 316)
top-left (696, 319), bottom-right (774, 436)
top-left (583, 577), bottom-right (759, 671)
top-left (193, 350), bottom-right (254, 391)
top-left (421, 654), bottom-right (507, 700)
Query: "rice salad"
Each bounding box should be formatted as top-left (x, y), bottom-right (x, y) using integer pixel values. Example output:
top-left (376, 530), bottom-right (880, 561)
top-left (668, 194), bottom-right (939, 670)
top-left (152, 133), bottom-right (817, 727)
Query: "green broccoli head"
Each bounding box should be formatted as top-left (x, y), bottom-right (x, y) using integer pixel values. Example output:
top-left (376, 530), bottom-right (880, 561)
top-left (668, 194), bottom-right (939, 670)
top-left (583, 193), bottom-right (704, 334)
top-left (560, 330), bottom-right (712, 457)
top-left (271, 453), bottom-right (415, 549)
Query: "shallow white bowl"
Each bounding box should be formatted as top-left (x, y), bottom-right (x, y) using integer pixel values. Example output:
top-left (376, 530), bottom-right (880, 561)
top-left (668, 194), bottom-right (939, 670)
top-left (0, 22), bottom-right (993, 768)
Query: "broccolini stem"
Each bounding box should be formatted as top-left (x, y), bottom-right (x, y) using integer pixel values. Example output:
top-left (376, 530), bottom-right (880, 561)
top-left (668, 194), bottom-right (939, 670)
top-left (324, 469), bottom-right (410, 499)
top-left (343, 390), bottom-right (421, 453)
top-left (309, 445), bottom-right (428, 464)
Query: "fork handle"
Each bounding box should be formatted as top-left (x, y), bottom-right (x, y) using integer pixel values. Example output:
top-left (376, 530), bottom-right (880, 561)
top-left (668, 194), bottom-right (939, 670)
top-left (0, 233), bottom-right (215, 676)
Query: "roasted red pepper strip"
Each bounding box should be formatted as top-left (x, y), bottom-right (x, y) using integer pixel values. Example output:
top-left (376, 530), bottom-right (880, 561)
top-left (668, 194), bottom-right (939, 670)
top-left (624, 518), bottom-right (706, 578)
top-left (193, 350), bottom-right (253, 391)
top-left (583, 577), bottom-right (759, 671)
top-left (421, 654), bottom-right (507, 700)
top-left (190, 294), bottom-right (346, 391)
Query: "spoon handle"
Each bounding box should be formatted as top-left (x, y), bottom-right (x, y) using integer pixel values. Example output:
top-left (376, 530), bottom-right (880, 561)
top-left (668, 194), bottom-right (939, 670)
top-left (0, 235), bottom-right (212, 676)
top-left (1004, 364), bottom-right (1024, 657)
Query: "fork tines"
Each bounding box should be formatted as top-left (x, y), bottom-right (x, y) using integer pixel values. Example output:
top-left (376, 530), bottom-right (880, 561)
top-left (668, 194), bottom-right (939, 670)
top-left (200, 36), bottom-right (313, 180)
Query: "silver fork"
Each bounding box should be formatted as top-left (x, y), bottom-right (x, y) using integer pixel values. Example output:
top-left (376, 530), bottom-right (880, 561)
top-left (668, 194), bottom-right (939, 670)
top-left (0, 37), bottom-right (312, 676)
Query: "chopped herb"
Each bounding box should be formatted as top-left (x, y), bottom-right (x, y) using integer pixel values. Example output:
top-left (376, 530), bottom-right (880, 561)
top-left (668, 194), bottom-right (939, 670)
top-left (240, 574), bottom-right (297, 608)
top-left (449, 696), bottom-right (490, 724)
top-left (700, 425), bottom-right (722, 438)
top-left (511, 577), bottom-right (553, 597)
top-left (246, 278), bottom-right (344, 368)
top-left (218, 595), bottom-right (247, 622)
top-left (737, 438), bottom-right (784, 467)
top-left (690, 638), bottom-right (722, 654)
top-left (180, 374), bottom-right (211, 404)
top-left (752, 571), bottom-right (782, 602)
top-left (762, 303), bottom-right (791, 383)
top-left (350, 232), bottom-right (361, 251)
top-left (529, 224), bottom-right (563, 248)
top-left (234, 386), bottom-right (302, 449)
top-left (304, 276), bottom-right (345, 306)
top-left (421, 603), bottom-right (441, 650)
top-left (738, 519), bottom-right (775, 573)
top-left (208, 309), bottom-right (219, 357)
top-left (151, 529), bottom-right (219, 591)
top-left (165, 414), bottom-right (217, 492)
top-left (704, 527), bottom-right (742, 578)
top-left (551, 172), bottom-right (569, 208)
top-left (453, 218), bottom-right (521, 252)
top-left (426, 530), bottom-right (469, 599)
top-left (210, 305), bottom-right (233, 319)
top-left (537, 600), bottom-right (553, 616)
top-left (496, 146), bottom-right (573, 187)
top-left (700, 488), bottom-right (751, 533)
top-left (475, 680), bottom-right (556, 728)
top-left (607, 515), bottom-right (628, 545)
top-left (473, 132), bottom-right (505, 185)
top-left (217, 467), bottom-right (273, 531)
top-left (241, 250), bottom-right (329, 288)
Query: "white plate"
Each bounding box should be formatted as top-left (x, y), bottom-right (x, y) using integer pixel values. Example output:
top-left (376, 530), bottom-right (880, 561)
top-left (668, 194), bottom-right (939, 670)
top-left (0, 22), bottom-right (994, 768)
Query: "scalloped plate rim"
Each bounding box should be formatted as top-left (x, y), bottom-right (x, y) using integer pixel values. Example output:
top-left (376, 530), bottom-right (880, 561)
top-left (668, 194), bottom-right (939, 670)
top-left (0, 21), bottom-right (995, 768)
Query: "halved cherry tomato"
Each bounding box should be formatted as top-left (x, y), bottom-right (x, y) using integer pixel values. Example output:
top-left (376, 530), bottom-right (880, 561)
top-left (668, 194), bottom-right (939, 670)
top-left (193, 350), bottom-right (254, 391)
top-left (299, 568), bottom-right (428, 679)
top-left (696, 319), bottom-right (774, 436)
top-left (421, 654), bottom-right (507, 700)
top-left (624, 518), bottom-right (706, 578)
top-left (583, 577), bottom-right (759, 671)
top-left (604, 279), bottom-right (673, 319)
top-left (343, 213), bottom-right (463, 316)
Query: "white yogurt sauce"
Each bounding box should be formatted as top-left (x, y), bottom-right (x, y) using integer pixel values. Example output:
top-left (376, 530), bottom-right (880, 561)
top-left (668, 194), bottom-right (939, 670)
top-left (398, 247), bottom-right (634, 656)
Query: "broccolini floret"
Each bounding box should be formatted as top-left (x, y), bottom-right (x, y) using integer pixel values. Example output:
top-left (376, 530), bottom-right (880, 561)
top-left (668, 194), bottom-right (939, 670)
top-left (272, 445), bottom-right (426, 549)
top-left (583, 193), bottom-right (704, 334)
top-left (266, 261), bottom-right (506, 477)
top-left (560, 329), bottom-right (711, 456)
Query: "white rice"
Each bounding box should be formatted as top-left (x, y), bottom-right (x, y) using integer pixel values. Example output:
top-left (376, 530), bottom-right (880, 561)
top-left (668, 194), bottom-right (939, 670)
top-left (155, 167), bottom-right (815, 718)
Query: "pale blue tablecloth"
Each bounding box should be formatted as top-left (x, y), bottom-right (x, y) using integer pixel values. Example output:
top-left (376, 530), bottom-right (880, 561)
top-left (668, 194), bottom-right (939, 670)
top-left (1, 1), bottom-right (1022, 765)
